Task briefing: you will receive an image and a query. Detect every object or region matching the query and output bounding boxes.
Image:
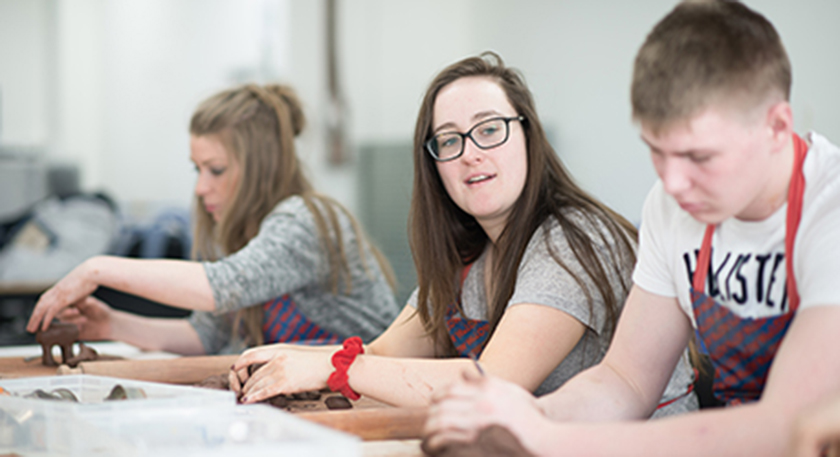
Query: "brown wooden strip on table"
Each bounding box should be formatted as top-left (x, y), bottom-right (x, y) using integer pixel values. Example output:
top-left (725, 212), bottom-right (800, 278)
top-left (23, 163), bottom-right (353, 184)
top-left (0, 357), bottom-right (57, 379)
top-left (298, 406), bottom-right (428, 441)
top-left (66, 355), bottom-right (239, 384)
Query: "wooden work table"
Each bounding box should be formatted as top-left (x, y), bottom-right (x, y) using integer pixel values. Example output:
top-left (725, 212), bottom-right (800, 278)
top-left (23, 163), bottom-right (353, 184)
top-left (0, 342), bottom-right (427, 456)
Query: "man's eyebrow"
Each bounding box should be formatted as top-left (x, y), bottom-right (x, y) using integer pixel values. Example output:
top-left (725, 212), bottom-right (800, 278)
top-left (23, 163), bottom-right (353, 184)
top-left (640, 136), bottom-right (709, 157)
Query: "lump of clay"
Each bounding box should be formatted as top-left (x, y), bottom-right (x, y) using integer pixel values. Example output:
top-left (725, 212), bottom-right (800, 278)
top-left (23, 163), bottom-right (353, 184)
top-left (22, 388), bottom-right (79, 402)
top-left (35, 322), bottom-right (79, 367)
top-left (64, 343), bottom-right (100, 368)
top-left (291, 391), bottom-right (322, 401)
top-left (421, 425), bottom-right (534, 457)
top-left (264, 395), bottom-right (289, 408)
top-left (324, 395), bottom-right (352, 410)
top-left (105, 385), bottom-right (146, 401)
top-left (247, 363), bottom-right (266, 376)
top-left (194, 374), bottom-right (231, 390)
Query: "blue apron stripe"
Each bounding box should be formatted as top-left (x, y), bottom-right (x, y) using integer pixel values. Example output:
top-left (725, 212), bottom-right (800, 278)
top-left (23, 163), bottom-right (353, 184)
top-left (262, 295), bottom-right (342, 344)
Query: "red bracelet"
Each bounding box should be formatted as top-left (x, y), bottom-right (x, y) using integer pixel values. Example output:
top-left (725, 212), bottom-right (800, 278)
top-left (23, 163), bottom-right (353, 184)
top-left (327, 336), bottom-right (364, 400)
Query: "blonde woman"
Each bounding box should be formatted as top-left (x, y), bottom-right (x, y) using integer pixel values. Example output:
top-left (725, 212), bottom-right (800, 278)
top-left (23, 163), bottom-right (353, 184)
top-left (27, 84), bottom-right (399, 355)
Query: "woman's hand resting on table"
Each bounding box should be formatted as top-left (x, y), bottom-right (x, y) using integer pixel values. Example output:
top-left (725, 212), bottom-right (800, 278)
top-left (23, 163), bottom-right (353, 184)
top-left (26, 258), bottom-right (101, 333)
top-left (230, 344), bottom-right (335, 403)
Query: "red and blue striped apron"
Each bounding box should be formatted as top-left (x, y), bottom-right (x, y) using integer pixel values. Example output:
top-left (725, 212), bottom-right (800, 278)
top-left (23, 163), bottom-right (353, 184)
top-left (691, 134), bottom-right (808, 405)
top-left (446, 264), bottom-right (490, 358)
top-left (262, 294), bottom-right (342, 345)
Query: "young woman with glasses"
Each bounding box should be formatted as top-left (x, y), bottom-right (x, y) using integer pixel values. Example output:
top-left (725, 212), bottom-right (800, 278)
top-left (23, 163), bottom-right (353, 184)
top-left (27, 84), bottom-right (399, 355)
top-left (229, 53), bottom-right (696, 414)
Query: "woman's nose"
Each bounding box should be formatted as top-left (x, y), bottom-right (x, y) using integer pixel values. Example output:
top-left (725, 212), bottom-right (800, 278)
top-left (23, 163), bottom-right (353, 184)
top-left (194, 173), bottom-right (210, 196)
top-left (460, 137), bottom-right (485, 164)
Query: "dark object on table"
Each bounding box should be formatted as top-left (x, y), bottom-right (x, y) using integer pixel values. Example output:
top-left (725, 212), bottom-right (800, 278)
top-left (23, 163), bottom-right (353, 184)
top-left (194, 372), bottom-right (351, 412)
top-left (194, 373), bottom-right (230, 390)
top-left (291, 390), bottom-right (322, 401)
top-left (247, 362), bottom-right (266, 377)
top-left (265, 395), bottom-right (289, 408)
top-left (421, 425), bottom-right (534, 457)
top-left (64, 342), bottom-right (100, 367)
top-left (324, 395), bottom-right (352, 410)
top-left (104, 384), bottom-right (146, 401)
top-left (35, 322), bottom-right (79, 366)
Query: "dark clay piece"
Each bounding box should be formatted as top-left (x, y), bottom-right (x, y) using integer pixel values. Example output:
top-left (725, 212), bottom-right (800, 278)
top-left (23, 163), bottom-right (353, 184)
top-left (64, 343), bottom-right (99, 368)
top-left (421, 425), bottom-right (534, 457)
top-left (291, 390), bottom-right (322, 401)
top-left (324, 395), bottom-right (353, 410)
top-left (35, 322), bottom-right (79, 366)
top-left (194, 374), bottom-right (230, 390)
top-left (247, 363), bottom-right (266, 377)
top-left (264, 394), bottom-right (289, 408)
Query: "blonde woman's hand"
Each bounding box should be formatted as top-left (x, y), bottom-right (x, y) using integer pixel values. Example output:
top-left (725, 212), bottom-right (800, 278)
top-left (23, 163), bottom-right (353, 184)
top-left (790, 393), bottom-right (840, 457)
top-left (56, 296), bottom-right (115, 341)
top-left (230, 344), bottom-right (334, 403)
top-left (27, 258), bottom-right (101, 333)
top-left (423, 370), bottom-right (548, 455)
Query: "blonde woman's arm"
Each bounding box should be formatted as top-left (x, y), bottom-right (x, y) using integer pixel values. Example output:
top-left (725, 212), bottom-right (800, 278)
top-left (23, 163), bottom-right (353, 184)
top-left (56, 295), bottom-right (207, 355)
top-left (27, 255), bottom-right (214, 332)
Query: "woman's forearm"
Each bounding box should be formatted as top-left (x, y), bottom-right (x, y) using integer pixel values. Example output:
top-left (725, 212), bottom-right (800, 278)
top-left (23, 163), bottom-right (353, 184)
top-left (86, 256), bottom-right (215, 312)
top-left (109, 310), bottom-right (206, 355)
top-left (348, 355), bottom-right (479, 407)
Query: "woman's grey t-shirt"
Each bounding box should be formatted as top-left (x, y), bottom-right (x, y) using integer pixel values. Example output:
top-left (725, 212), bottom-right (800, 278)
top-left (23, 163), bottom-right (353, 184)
top-left (189, 196), bottom-right (399, 354)
top-left (407, 213), bottom-right (697, 417)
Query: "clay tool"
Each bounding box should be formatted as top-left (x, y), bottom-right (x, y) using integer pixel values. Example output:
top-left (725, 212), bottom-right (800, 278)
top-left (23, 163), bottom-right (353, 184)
top-left (468, 352), bottom-right (485, 377)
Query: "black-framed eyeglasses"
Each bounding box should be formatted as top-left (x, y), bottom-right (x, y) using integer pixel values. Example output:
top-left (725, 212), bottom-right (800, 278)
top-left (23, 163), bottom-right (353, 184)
top-left (425, 116), bottom-right (525, 162)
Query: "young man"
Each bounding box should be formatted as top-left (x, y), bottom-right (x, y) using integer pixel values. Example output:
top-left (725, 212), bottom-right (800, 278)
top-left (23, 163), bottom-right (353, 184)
top-left (423, 1), bottom-right (840, 455)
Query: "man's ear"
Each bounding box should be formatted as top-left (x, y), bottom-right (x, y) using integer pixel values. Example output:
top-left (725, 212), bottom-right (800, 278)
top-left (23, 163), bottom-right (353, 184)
top-left (765, 100), bottom-right (794, 153)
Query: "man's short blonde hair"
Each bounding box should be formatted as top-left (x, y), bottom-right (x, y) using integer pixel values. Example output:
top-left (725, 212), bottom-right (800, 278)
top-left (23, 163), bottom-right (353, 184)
top-left (632, 0), bottom-right (791, 134)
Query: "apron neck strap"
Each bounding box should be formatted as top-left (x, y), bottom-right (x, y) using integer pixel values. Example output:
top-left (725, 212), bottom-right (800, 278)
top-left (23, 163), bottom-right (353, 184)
top-left (691, 133), bottom-right (808, 311)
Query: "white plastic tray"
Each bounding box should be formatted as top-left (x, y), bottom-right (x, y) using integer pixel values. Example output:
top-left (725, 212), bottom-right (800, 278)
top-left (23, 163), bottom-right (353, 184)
top-left (81, 403), bottom-right (360, 457)
top-left (0, 374), bottom-right (235, 455)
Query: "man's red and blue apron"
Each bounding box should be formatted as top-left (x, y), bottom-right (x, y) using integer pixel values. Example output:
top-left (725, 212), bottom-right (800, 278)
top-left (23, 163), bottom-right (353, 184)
top-left (691, 134), bottom-right (808, 405)
top-left (262, 294), bottom-right (342, 345)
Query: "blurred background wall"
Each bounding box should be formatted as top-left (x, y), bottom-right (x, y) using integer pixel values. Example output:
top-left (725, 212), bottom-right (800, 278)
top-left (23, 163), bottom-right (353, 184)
top-left (2, 0), bottom-right (839, 302)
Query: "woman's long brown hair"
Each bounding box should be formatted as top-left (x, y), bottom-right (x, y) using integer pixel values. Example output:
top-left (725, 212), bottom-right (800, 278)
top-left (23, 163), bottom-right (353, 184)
top-left (190, 84), bottom-right (394, 346)
top-left (410, 53), bottom-right (638, 356)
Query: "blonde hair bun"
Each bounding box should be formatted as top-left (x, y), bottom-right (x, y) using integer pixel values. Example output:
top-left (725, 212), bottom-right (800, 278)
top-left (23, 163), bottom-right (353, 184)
top-left (264, 84), bottom-right (306, 137)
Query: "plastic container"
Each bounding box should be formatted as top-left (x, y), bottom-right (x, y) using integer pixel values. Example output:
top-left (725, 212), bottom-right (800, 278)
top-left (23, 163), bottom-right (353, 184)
top-left (0, 374), bottom-right (235, 455)
top-left (80, 403), bottom-right (360, 456)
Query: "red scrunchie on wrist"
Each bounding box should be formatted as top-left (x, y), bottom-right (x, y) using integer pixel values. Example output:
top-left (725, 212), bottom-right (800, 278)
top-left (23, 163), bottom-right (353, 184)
top-left (327, 336), bottom-right (364, 400)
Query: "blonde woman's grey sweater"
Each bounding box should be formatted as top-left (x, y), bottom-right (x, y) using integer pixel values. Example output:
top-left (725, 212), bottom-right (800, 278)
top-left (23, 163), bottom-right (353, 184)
top-left (189, 196), bottom-right (399, 354)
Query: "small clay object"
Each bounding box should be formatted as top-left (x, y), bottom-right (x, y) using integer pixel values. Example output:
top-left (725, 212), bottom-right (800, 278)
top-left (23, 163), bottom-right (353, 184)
top-left (421, 425), bottom-right (534, 457)
top-left (194, 374), bottom-right (230, 391)
top-left (324, 395), bottom-right (352, 410)
top-left (50, 388), bottom-right (79, 402)
top-left (105, 384), bottom-right (146, 401)
top-left (263, 394), bottom-right (289, 408)
top-left (24, 389), bottom-right (59, 400)
top-left (247, 363), bottom-right (266, 377)
top-left (64, 343), bottom-right (99, 368)
top-left (291, 390), bottom-right (322, 401)
top-left (35, 322), bottom-right (79, 366)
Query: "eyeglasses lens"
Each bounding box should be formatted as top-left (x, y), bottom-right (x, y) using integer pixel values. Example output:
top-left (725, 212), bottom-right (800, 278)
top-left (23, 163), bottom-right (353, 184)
top-left (431, 118), bottom-right (509, 161)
